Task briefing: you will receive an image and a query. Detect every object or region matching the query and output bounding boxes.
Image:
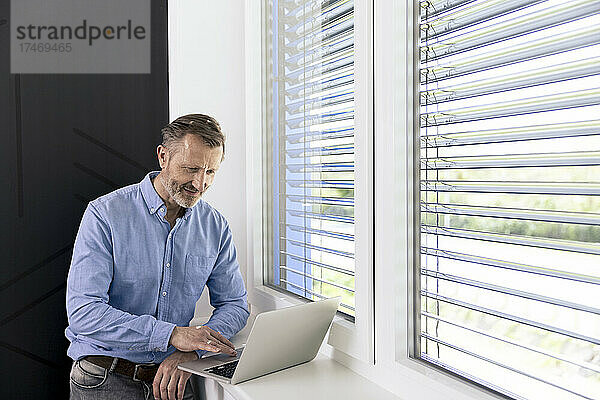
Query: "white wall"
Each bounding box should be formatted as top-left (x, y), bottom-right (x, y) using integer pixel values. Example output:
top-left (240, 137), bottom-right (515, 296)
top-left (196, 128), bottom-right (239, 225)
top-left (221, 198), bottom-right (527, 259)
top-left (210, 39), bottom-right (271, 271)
top-left (168, 0), bottom-right (247, 316)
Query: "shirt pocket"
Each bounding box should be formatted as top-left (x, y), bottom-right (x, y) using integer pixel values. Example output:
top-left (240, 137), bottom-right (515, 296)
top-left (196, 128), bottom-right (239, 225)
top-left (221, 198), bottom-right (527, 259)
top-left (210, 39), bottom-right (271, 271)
top-left (183, 254), bottom-right (216, 297)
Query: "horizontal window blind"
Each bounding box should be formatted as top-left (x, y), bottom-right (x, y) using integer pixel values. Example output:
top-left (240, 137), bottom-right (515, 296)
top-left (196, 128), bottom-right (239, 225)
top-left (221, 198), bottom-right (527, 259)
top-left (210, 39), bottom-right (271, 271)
top-left (418, 0), bottom-right (600, 398)
top-left (267, 0), bottom-right (355, 316)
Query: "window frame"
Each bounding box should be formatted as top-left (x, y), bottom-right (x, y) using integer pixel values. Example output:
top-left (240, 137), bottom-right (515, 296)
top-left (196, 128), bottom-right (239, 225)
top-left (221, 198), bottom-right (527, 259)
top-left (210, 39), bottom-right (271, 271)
top-left (245, 0), bottom-right (518, 398)
top-left (375, 0), bottom-right (511, 398)
top-left (409, 1), bottom-right (600, 399)
top-left (245, 0), bottom-right (375, 364)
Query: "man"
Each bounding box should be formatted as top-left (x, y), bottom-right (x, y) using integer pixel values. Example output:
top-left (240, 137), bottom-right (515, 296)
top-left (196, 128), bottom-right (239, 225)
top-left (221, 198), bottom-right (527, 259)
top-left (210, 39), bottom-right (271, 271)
top-left (65, 114), bottom-right (249, 400)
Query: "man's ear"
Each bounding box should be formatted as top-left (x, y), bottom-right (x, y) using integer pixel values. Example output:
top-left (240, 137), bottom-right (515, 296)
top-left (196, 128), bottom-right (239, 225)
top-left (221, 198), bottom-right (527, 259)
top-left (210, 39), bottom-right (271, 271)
top-left (157, 145), bottom-right (169, 169)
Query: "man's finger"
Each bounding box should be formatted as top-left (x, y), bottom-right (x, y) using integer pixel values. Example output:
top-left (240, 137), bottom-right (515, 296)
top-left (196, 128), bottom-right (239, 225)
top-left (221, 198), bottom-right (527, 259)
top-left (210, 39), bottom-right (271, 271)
top-left (177, 373), bottom-right (190, 400)
top-left (206, 337), bottom-right (236, 355)
top-left (206, 331), bottom-right (235, 351)
top-left (153, 369), bottom-right (163, 400)
top-left (199, 326), bottom-right (234, 349)
top-left (209, 330), bottom-right (235, 350)
top-left (160, 369), bottom-right (170, 400)
top-left (167, 371), bottom-right (178, 400)
top-left (198, 339), bottom-right (222, 353)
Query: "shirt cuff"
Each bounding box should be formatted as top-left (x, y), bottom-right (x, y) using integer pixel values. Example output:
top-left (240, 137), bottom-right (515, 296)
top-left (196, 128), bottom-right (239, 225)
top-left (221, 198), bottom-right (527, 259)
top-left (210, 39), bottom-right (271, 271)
top-left (203, 320), bottom-right (230, 338)
top-left (149, 320), bottom-right (176, 352)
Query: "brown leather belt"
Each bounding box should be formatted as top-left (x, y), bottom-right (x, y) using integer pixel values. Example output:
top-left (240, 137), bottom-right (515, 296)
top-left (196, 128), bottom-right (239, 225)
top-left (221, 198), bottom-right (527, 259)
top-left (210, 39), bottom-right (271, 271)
top-left (84, 355), bottom-right (159, 383)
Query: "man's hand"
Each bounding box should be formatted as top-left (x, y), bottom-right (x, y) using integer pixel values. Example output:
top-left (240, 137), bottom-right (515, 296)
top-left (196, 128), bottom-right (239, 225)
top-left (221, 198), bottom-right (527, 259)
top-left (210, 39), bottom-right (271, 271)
top-left (169, 325), bottom-right (237, 356)
top-left (153, 350), bottom-right (198, 400)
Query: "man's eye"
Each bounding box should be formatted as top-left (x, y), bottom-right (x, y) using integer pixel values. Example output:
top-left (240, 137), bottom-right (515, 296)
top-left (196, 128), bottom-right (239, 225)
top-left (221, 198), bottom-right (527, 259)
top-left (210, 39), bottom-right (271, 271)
top-left (185, 167), bottom-right (199, 172)
top-left (207, 170), bottom-right (215, 175)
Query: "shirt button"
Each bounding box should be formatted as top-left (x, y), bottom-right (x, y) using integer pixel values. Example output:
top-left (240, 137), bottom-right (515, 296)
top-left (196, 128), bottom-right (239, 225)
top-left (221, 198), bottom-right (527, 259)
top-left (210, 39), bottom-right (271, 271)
top-left (166, 263), bottom-right (170, 268)
top-left (161, 207), bottom-right (165, 213)
top-left (150, 208), bottom-right (155, 212)
top-left (162, 291), bottom-right (167, 296)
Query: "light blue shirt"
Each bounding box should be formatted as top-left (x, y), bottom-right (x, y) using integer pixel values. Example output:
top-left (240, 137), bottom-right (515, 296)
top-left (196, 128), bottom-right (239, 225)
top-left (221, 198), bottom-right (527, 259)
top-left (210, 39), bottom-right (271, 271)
top-left (65, 171), bottom-right (249, 363)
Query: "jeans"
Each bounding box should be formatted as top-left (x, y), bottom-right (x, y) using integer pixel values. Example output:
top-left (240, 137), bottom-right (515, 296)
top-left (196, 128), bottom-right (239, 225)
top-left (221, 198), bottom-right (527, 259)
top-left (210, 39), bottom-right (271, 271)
top-left (69, 359), bottom-right (206, 400)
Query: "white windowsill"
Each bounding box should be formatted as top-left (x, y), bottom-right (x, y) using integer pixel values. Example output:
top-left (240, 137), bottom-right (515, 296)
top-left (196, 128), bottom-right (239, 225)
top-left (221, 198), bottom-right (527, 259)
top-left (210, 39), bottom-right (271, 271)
top-left (191, 311), bottom-right (401, 400)
top-left (218, 354), bottom-right (401, 400)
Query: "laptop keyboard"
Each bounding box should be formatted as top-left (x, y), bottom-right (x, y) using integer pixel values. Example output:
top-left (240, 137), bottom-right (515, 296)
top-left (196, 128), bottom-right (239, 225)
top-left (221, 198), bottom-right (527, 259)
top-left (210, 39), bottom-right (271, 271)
top-left (204, 360), bottom-right (239, 379)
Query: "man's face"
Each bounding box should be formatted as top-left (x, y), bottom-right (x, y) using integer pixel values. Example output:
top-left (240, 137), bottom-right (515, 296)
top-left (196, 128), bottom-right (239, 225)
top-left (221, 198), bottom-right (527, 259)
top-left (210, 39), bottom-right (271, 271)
top-left (157, 134), bottom-right (223, 208)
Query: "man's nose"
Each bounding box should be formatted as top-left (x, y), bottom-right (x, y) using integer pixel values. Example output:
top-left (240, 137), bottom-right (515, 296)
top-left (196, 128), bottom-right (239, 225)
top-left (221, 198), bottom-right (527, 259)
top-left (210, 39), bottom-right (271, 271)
top-left (192, 171), bottom-right (207, 190)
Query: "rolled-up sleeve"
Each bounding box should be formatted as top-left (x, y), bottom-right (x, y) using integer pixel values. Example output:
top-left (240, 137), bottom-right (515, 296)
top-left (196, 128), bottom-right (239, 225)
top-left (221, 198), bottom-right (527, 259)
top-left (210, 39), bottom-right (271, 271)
top-left (203, 223), bottom-right (249, 340)
top-left (66, 203), bottom-right (175, 352)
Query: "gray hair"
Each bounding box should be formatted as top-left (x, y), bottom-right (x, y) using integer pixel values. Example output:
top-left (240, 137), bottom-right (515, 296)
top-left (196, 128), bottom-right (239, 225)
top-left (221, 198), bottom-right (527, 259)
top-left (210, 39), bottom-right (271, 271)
top-left (160, 114), bottom-right (225, 159)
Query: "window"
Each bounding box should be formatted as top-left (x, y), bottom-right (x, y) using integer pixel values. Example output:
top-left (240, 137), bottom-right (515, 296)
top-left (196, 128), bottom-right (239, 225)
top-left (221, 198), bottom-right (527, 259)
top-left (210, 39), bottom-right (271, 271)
top-left (415, 0), bottom-right (600, 398)
top-left (264, 0), bottom-right (357, 317)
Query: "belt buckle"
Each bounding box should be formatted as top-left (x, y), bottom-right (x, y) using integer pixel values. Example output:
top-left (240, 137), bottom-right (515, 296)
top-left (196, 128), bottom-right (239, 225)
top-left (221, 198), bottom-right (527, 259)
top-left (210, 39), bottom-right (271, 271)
top-left (133, 363), bottom-right (155, 382)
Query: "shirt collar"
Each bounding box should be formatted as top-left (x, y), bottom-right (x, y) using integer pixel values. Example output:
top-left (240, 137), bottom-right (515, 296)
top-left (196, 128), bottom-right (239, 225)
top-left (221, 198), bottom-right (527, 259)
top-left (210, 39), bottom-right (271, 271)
top-left (140, 171), bottom-right (166, 215)
top-left (140, 171), bottom-right (198, 219)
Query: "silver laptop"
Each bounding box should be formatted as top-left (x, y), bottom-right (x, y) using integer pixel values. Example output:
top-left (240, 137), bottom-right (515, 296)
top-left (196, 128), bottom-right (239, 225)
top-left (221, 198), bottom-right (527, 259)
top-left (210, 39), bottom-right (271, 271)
top-left (178, 297), bottom-right (341, 385)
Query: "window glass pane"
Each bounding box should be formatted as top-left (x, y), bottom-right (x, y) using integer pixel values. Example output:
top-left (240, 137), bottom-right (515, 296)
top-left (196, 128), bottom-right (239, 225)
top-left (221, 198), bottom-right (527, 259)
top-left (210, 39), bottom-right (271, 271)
top-left (417, 1), bottom-right (600, 398)
top-left (266, 0), bottom-right (356, 317)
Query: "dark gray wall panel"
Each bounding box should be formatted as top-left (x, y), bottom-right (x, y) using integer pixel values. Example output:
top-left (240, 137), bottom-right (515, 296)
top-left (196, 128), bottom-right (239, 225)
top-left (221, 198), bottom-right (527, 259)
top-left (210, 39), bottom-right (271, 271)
top-left (0, 1), bottom-right (169, 398)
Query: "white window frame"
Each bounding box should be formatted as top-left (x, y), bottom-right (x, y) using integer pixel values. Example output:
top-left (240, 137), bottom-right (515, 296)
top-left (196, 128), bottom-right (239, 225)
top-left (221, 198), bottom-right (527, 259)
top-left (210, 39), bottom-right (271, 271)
top-left (371, 1), bottom-right (524, 399)
top-left (245, 0), bottom-right (514, 398)
top-left (244, 0), bottom-right (374, 364)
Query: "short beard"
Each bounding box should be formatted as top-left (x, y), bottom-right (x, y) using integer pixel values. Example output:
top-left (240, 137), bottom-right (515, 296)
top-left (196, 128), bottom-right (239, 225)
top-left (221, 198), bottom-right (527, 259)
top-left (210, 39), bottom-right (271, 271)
top-left (160, 174), bottom-right (200, 208)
